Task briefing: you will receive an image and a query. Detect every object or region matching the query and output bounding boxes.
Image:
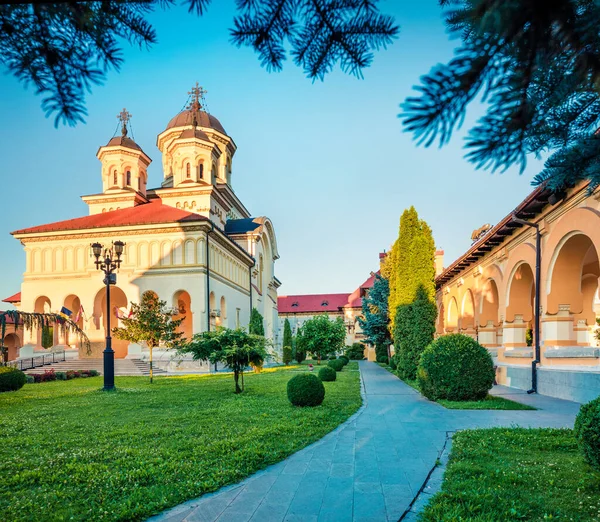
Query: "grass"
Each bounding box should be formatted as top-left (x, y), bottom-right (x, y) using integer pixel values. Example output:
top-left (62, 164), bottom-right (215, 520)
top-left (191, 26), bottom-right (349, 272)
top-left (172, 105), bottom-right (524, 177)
top-left (419, 428), bottom-right (600, 521)
top-left (379, 366), bottom-right (534, 410)
top-left (0, 364), bottom-right (361, 522)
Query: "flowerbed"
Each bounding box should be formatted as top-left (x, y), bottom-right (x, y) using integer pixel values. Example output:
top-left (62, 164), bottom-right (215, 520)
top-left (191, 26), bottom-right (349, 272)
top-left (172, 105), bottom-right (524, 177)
top-left (27, 368), bottom-right (100, 383)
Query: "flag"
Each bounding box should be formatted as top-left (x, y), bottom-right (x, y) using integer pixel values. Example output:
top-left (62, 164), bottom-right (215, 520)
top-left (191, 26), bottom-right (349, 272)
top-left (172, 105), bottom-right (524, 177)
top-left (128, 308), bottom-right (133, 318)
top-left (74, 305), bottom-right (83, 323)
top-left (60, 306), bottom-right (72, 320)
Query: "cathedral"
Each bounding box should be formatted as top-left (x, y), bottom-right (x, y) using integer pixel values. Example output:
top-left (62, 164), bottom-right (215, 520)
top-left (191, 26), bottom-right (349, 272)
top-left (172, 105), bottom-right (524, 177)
top-left (5, 85), bottom-right (281, 363)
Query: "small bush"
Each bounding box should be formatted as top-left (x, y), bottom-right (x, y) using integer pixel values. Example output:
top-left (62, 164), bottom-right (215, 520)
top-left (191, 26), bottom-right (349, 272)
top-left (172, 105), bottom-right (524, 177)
top-left (376, 355), bottom-right (389, 365)
top-left (328, 355), bottom-right (337, 361)
top-left (282, 346), bottom-right (292, 365)
top-left (25, 374), bottom-right (34, 384)
top-left (389, 355), bottom-right (397, 370)
top-left (55, 372), bottom-right (67, 381)
top-left (42, 369), bottom-right (57, 382)
top-left (338, 355), bottom-right (349, 366)
top-left (287, 373), bottom-right (325, 407)
top-left (345, 343), bottom-right (365, 360)
top-left (0, 367), bottom-right (27, 392)
top-left (575, 397), bottom-right (600, 471)
top-left (89, 370), bottom-right (100, 377)
top-left (318, 366), bottom-right (337, 382)
top-left (417, 334), bottom-right (494, 401)
top-left (327, 359), bottom-right (344, 372)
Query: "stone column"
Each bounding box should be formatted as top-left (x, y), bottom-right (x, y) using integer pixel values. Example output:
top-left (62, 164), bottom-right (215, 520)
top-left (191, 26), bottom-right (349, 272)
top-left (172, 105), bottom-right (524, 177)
top-left (542, 305), bottom-right (575, 347)
top-left (503, 314), bottom-right (527, 349)
top-left (19, 328), bottom-right (36, 359)
top-left (478, 320), bottom-right (498, 347)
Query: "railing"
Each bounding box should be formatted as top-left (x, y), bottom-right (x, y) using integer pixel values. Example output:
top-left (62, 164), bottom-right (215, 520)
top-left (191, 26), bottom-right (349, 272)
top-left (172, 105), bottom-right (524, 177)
top-left (7, 350), bottom-right (66, 371)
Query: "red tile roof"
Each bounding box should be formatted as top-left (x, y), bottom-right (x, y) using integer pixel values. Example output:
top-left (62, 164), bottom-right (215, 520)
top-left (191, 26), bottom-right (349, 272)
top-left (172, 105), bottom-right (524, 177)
top-left (11, 200), bottom-right (207, 235)
top-left (2, 292), bottom-right (21, 304)
top-left (278, 293), bottom-right (350, 314)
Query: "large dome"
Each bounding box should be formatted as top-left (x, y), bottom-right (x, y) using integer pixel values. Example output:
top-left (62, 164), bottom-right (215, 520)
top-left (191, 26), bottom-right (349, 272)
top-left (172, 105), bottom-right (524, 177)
top-left (165, 110), bottom-right (227, 135)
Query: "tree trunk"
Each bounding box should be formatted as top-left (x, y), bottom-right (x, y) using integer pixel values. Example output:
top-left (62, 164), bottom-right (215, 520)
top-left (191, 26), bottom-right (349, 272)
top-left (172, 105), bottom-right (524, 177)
top-left (149, 344), bottom-right (154, 384)
top-left (241, 369), bottom-right (244, 392)
top-left (234, 370), bottom-right (242, 394)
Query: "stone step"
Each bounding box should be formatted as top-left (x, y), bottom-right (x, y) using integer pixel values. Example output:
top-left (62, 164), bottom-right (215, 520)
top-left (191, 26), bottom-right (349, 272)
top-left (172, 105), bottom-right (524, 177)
top-left (24, 359), bottom-right (151, 376)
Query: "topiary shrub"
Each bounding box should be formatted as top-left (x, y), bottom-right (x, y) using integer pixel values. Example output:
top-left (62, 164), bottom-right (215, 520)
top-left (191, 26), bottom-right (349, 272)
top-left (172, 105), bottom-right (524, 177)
top-left (327, 359), bottom-right (345, 372)
top-left (318, 366), bottom-right (337, 382)
top-left (417, 334), bottom-right (494, 401)
top-left (338, 355), bottom-right (349, 366)
top-left (0, 367), bottom-right (27, 392)
top-left (287, 373), bottom-right (325, 407)
top-left (25, 374), bottom-right (34, 384)
top-left (328, 355), bottom-right (337, 361)
top-left (574, 397), bottom-right (600, 471)
top-left (376, 355), bottom-right (389, 365)
top-left (389, 355), bottom-right (397, 371)
top-left (345, 343), bottom-right (365, 360)
top-left (282, 346), bottom-right (292, 365)
top-left (55, 372), bottom-right (67, 381)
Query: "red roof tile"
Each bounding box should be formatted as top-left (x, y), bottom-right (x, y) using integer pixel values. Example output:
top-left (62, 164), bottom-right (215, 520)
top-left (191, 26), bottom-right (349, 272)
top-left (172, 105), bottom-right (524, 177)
top-left (11, 200), bottom-right (207, 235)
top-left (2, 292), bottom-right (21, 304)
top-left (278, 293), bottom-right (350, 314)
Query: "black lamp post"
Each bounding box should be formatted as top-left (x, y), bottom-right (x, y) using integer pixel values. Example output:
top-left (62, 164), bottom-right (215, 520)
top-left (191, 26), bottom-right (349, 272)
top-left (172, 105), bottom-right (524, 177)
top-left (511, 215), bottom-right (541, 394)
top-left (91, 240), bottom-right (125, 391)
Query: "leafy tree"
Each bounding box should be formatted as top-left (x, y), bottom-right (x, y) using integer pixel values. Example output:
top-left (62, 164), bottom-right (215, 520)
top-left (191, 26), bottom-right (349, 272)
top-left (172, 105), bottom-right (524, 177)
top-left (2, 1), bottom-right (398, 126)
top-left (394, 285), bottom-right (437, 380)
top-left (294, 328), bottom-right (307, 363)
top-left (358, 273), bottom-right (392, 361)
top-left (283, 318), bottom-right (293, 350)
top-left (249, 307), bottom-right (265, 336)
top-left (388, 207), bottom-right (436, 333)
top-left (401, 0), bottom-right (600, 191)
top-left (112, 291), bottom-right (184, 383)
top-left (179, 327), bottom-right (268, 393)
top-left (345, 342), bottom-right (365, 360)
top-left (301, 314), bottom-right (346, 364)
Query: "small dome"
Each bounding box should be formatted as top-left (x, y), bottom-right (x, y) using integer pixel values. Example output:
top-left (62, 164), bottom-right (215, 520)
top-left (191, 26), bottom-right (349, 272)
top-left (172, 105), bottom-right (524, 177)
top-left (178, 128), bottom-right (211, 141)
top-left (105, 136), bottom-right (142, 151)
top-left (166, 110), bottom-right (227, 135)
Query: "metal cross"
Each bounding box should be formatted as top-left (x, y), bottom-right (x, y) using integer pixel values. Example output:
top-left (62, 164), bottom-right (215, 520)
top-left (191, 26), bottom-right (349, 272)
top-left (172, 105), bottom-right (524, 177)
top-left (117, 108), bottom-right (132, 136)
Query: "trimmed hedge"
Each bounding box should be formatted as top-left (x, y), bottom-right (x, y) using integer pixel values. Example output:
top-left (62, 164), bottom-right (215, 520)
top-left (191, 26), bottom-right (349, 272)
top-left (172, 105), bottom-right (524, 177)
top-left (338, 355), bottom-right (349, 366)
top-left (287, 373), bottom-right (325, 407)
top-left (327, 359), bottom-right (345, 372)
top-left (389, 355), bottom-right (397, 371)
top-left (0, 366), bottom-right (27, 392)
top-left (318, 366), bottom-right (337, 382)
top-left (417, 334), bottom-right (494, 401)
top-left (376, 355), bottom-right (389, 365)
top-left (575, 396), bottom-right (600, 471)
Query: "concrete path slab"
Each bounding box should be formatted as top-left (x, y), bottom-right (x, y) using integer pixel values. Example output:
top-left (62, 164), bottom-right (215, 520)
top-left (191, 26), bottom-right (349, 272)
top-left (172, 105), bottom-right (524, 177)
top-left (149, 362), bottom-right (579, 522)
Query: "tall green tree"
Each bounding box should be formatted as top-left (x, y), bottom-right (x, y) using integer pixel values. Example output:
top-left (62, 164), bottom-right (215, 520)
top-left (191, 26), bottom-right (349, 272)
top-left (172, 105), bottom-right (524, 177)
top-left (248, 308), bottom-right (265, 336)
top-left (402, 0), bottom-right (600, 191)
top-left (358, 273), bottom-right (392, 362)
top-left (294, 327), bottom-right (307, 364)
top-left (113, 291), bottom-right (184, 383)
top-left (1, 2), bottom-right (398, 126)
top-left (394, 286), bottom-right (437, 380)
top-left (283, 318), bottom-right (293, 350)
top-left (180, 327), bottom-right (268, 393)
top-left (301, 315), bottom-right (346, 364)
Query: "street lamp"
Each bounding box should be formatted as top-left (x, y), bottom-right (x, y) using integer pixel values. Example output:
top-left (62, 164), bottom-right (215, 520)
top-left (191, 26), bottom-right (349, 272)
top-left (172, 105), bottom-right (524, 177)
top-left (511, 215), bottom-right (541, 394)
top-left (91, 240), bottom-right (125, 391)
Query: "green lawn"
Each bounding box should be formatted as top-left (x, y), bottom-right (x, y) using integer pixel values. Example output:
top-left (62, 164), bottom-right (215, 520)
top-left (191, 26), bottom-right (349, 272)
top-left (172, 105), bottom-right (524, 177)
top-left (380, 366), bottom-right (534, 410)
top-left (419, 428), bottom-right (600, 521)
top-left (0, 364), bottom-right (361, 522)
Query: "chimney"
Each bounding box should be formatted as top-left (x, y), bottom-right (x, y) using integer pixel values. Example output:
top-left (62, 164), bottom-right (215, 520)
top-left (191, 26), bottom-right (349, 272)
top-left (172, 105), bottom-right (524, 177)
top-left (435, 249), bottom-right (444, 276)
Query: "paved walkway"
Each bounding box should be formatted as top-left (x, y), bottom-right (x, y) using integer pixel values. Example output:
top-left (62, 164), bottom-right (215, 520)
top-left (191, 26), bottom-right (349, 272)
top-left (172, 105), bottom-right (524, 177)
top-left (150, 361), bottom-right (580, 522)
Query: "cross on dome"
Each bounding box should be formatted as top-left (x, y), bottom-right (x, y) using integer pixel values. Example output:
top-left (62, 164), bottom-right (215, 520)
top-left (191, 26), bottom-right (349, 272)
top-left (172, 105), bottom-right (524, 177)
top-left (187, 82), bottom-right (208, 126)
top-left (117, 108), bottom-right (132, 137)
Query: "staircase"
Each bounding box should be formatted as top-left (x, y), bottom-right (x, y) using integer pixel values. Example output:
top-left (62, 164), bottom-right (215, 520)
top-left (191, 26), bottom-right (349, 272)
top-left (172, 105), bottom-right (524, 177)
top-left (25, 358), bottom-right (167, 376)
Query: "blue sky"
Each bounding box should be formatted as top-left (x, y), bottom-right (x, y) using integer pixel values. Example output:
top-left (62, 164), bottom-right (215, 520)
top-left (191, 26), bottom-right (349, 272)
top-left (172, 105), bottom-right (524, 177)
top-left (0, 0), bottom-right (543, 303)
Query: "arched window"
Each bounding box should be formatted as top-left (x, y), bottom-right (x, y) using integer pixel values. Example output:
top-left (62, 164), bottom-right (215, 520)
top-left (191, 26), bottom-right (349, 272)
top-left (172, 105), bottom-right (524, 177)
top-left (211, 165), bottom-right (216, 184)
top-left (113, 170), bottom-right (118, 185)
top-left (186, 163), bottom-right (191, 179)
top-left (199, 163), bottom-right (204, 179)
top-left (126, 170), bottom-right (131, 186)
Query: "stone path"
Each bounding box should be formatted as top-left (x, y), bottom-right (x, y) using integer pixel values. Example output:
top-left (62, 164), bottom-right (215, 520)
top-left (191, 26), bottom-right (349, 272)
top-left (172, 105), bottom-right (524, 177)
top-left (150, 361), bottom-right (580, 522)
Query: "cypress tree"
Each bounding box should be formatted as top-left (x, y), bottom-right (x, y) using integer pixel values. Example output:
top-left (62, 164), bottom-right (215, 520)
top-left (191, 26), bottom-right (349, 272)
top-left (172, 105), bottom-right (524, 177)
top-left (283, 318), bottom-right (293, 349)
top-left (248, 308), bottom-right (265, 336)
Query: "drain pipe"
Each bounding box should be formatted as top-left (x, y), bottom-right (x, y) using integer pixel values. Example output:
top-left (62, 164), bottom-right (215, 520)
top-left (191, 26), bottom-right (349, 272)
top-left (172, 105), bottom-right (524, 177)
top-left (512, 215), bottom-right (541, 394)
top-left (205, 222), bottom-right (216, 372)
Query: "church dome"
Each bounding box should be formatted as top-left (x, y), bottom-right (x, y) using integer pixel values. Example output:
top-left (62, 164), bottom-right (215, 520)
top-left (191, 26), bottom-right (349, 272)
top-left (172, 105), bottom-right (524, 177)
top-left (166, 110), bottom-right (227, 136)
top-left (105, 135), bottom-right (142, 151)
top-left (178, 127), bottom-right (211, 141)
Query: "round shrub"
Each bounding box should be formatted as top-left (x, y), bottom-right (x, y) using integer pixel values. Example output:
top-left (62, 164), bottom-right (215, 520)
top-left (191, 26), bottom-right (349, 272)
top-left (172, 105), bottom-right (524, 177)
top-left (287, 373), bottom-right (325, 407)
top-left (345, 343), bottom-right (365, 360)
top-left (338, 355), bottom-right (349, 366)
top-left (318, 366), bottom-right (337, 382)
top-left (327, 359), bottom-right (344, 372)
top-left (328, 355), bottom-right (337, 361)
top-left (574, 397), bottom-right (600, 471)
top-left (0, 367), bottom-right (27, 392)
top-left (417, 334), bottom-right (494, 401)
